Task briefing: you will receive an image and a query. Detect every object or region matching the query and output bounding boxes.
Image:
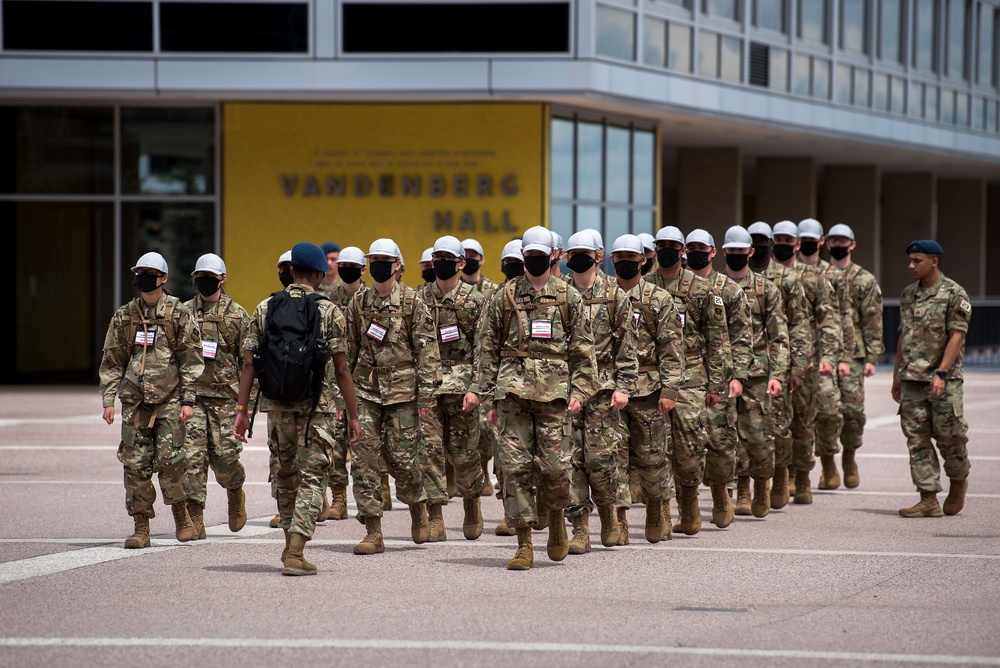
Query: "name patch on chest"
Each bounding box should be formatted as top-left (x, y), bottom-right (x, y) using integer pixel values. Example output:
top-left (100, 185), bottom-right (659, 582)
top-left (134, 328), bottom-right (156, 347)
top-left (530, 320), bottom-right (553, 340)
top-left (366, 321), bottom-right (388, 343)
top-left (202, 340), bottom-right (218, 360)
top-left (439, 323), bottom-right (460, 343)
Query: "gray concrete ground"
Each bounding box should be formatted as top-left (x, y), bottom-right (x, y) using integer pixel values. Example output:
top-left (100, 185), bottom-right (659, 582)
top-left (0, 371), bottom-right (998, 667)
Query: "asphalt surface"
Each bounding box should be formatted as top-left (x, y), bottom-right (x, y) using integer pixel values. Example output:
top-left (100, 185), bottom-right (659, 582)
top-left (0, 371), bottom-right (998, 667)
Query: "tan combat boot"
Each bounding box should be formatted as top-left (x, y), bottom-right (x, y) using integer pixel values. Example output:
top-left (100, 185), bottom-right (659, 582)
top-left (282, 533), bottom-right (317, 576)
top-left (644, 497), bottom-right (665, 543)
top-left (616, 507), bottom-right (629, 545)
top-left (463, 496), bottom-right (483, 540)
top-left (794, 470), bottom-right (813, 504)
top-left (751, 478), bottom-right (770, 518)
top-left (770, 467), bottom-right (789, 510)
top-left (329, 486), bottom-right (349, 520)
top-left (269, 514), bottom-right (280, 528)
top-left (186, 500), bottom-right (206, 540)
top-left (481, 456), bottom-right (494, 496)
top-left (899, 491), bottom-right (944, 518)
top-left (446, 461), bottom-right (458, 498)
top-left (597, 504), bottom-right (619, 547)
top-left (568, 513), bottom-right (591, 555)
top-left (546, 508), bottom-right (569, 561)
top-left (818, 455), bottom-right (841, 490)
top-left (943, 479), bottom-right (968, 516)
top-left (171, 502), bottom-right (196, 543)
top-left (495, 518), bottom-right (516, 536)
top-left (381, 475), bottom-right (393, 511)
top-left (409, 502), bottom-right (429, 544)
top-left (507, 527), bottom-right (533, 570)
top-left (677, 485), bottom-right (702, 535)
top-left (709, 483), bottom-right (734, 528)
top-left (124, 513), bottom-right (150, 549)
top-left (428, 503), bottom-right (447, 542)
top-left (354, 516), bottom-right (385, 555)
top-left (227, 487), bottom-right (247, 532)
top-left (734, 477), bottom-right (752, 516)
top-left (787, 465), bottom-right (797, 496)
top-left (842, 450), bottom-right (860, 489)
top-left (317, 490), bottom-right (331, 522)
top-left (629, 469), bottom-right (643, 504)
top-left (280, 528), bottom-right (290, 564)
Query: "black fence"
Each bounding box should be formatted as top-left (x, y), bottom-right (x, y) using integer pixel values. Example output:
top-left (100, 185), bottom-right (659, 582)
top-left (882, 300), bottom-right (1000, 367)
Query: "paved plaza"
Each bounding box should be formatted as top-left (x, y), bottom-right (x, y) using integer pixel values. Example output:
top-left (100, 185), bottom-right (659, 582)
top-left (0, 371), bottom-right (998, 667)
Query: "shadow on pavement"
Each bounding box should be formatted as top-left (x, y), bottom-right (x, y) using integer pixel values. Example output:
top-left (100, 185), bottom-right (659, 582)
top-left (437, 557), bottom-right (561, 569)
top-left (852, 508), bottom-right (902, 516)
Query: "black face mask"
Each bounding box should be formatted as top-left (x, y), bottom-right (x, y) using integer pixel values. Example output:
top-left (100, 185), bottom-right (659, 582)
top-left (421, 267), bottom-right (436, 284)
top-left (278, 268), bottom-right (293, 288)
top-left (773, 244), bottom-right (796, 262)
top-left (566, 254), bottom-right (596, 274)
top-left (462, 258), bottom-right (480, 276)
top-left (502, 262), bottom-right (524, 280)
top-left (338, 266), bottom-right (362, 285)
top-left (614, 260), bottom-right (640, 280)
top-left (749, 244), bottom-right (771, 269)
top-left (524, 255), bottom-right (551, 277)
top-left (369, 261), bottom-right (395, 284)
top-left (433, 259), bottom-right (459, 281)
top-left (800, 240), bottom-right (819, 256)
top-left (133, 273), bottom-right (161, 293)
top-left (195, 276), bottom-right (220, 297)
top-left (686, 250), bottom-right (711, 271)
top-left (829, 246), bottom-right (851, 260)
top-left (657, 247), bottom-right (681, 269)
top-left (641, 256), bottom-right (654, 275)
top-left (725, 253), bottom-right (750, 271)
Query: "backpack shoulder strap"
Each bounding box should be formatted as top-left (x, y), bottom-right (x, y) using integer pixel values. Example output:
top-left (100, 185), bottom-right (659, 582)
top-left (556, 281), bottom-right (570, 331)
top-left (502, 279), bottom-right (521, 350)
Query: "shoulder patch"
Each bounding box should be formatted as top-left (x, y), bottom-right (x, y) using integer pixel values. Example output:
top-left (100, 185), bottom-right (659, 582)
top-left (713, 295), bottom-right (724, 307)
top-left (960, 299), bottom-right (971, 313)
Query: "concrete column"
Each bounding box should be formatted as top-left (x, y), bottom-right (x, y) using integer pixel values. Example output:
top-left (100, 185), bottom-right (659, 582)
top-left (756, 157), bottom-right (816, 223)
top-left (881, 172), bottom-right (935, 299)
top-left (822, 165), bottom-right (881, 280)
top-left (937, 179), bottom-right (986, 297)
top-left (676, 147), bottom-right (741, 244)
top-left (987, 183), bottom-right (1000, 296)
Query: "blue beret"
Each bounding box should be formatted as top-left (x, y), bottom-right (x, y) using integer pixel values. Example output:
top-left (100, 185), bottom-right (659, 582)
top-left (905, 239), bottom-right (943, 255)
top-left (291, 242), bottom-right (329, 273)
top-left (321, 241), bottom-right (341, 254)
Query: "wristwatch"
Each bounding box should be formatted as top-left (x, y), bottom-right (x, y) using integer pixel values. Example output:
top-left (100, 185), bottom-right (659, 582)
top-left (235, 404), bottom-right (248, 411)
top-left (935, 370), bottom-right (948, 380)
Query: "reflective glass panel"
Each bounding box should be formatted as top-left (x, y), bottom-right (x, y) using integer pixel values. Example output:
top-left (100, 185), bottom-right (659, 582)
top-left (812, 58), bottom-right (830, 98)
top-left (842, 0), bottom-right (868, 52)
top-left (551, 118), bottom-right (574, 199)
top-left (606, 126), bottom-right (631, 203)
top-left (705, 0), bottom-right (738, 19)
top-left (699, 30), bottom-right (719, 77)
top-left (605, 208), bottom-right (630, 271)
top-left (644, 17), bottom-right (667, 66)
top-left (793, 53), bottom-right (811, 94)
top-left (633, 130), bottom-right (655, 205)
top-left (988, 100), bottom-right (999, 132)
top-left (954, 92), bottom-right (968, 125)
top-left (873, 72), bottom-right (889, 110)
top-left (799, 0), bottom-right (828, 42)
top-left (941, 89), bottom-right (955, 123)
top-left (720, 36), bottom-right (742, 82)
top-left (836, 64), bottom-right (853, 103)
top-left (908, 79), bottom-right (923, 116)
top-left (854, 67), bottom-right (871, 106)
top-left (576, 122), bottom-right (604, 201)
top-left (770, 47), bottom-right (789, 90)
top-left (121, 107), bottom-right (215, 195)
top-left (973, 96), bottom-right (986, 130)
top-left (946, 0), bottom-right (966, 79)
top-left (890, 76), bottom-right (906, 113)
top-left (121, 202), bottom-right (215, 300)
top-left (596, 5), bottom-right (636, 61)
top-left (578, 205), bottom-right (602, 233)
top-left (669, 23), bottom-right (693, 71)
top-left (551, 204), bottom-right (574, 247)
top-left (879, 0), bottom-right (903, 62)
top-left (925, 85), bottom-right (940, 120)
top-left (979, 5), bottom-right (996, 85)
top-left (914, 0), bottom-right (937, 70)
top-left (756, 0), bottom-right (785, 31)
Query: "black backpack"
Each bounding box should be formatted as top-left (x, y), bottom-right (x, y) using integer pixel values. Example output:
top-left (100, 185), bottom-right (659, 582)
top-left (253, 291), bottom-right (329, 402)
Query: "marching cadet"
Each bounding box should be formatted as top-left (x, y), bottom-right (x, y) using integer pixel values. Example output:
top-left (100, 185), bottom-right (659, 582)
top-left (637, 233), bottom-right (657, 276)
top-left (647, 226), bottom-right (731, 535)
top-left (563, 232), bottom-right (637, 553)
top-left (550, 231), bottom-right (565, 278)
top-left (419, 247), bottom-right (435, 285)
top-left (499, 240), bottom-right (525, 282)
top-left (100, 252), bottom-right (204, 548)
top-left (317, 241), bottom-right (342, 297)
top-left (182, 253), bottom-right (249, 539)
top-left (893, 240), bottom-right (971, 518)
top-left (826, 224), bottom-right (884, 488)
top-left (268, 250), bottom-right (293, 528)
top-left (478, 225), bottom-right (597, 570)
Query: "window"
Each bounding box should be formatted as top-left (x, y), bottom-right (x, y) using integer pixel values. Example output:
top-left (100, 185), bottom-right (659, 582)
top-left (704, 0), bottom-right (738, 20)
top-left (755, 0), bottom-right (786, 31)
top-left (120, 108), bottom-right (215, 195)
top-left (720, 35), bottom-right (743, 82)
top-left (926, 85), bottom-right (940, 120)
top-left (669, 23), bottom-right (694, 71)
top-left (841, 0), bottom-right (869, 53)
top-left (793, 53), bottom-right (812, 94)
top-left (941, 89), bottom-right (955, 123)
top-left (978, 4), bottom-right (998, 86)
top-left (945, 0), bottom-right (968, 79)
top-left (854, 67), bottom-right (871, 106)
top-left (874, 72), bottom-right (889, 110)
top-left (836, 64), bottom-right (853, 103)
top-left (890, 76), bottom-right (906, 113)
top-left (577, 122), bottom-right (603, 201)
top-left (879, 0), bottom-right (904, 62)
top-left (987, 99), bottom-right (999, 132)
top-left (812, 57), bottom-right (831, 98)
top-left (644, 17), bottom-right (667, 66)
top-left (750, 43), bottom-right (771, 86)
top-left (2, 1), bottom-right (152, 52)
top-left (954, 92), bottom-right (969, 125)
top-left (699, 31), bottom-right (719, 77)
top-left (908, 81), bottom-right (924, 117)
top-left (551, 119), bottom-right (574, 199)
top-left (799, 0), bottom-right (828, 43)
top-left (914, 0), bottom-right (939, 71)
top-left (160, 2), bottom-right (308, 53)
top-left (770, 47), bottom-right (789, 90)
top-left (596, 5), bottom-right (636, 61)
top-left (606, 126), bottom-right (631, 203)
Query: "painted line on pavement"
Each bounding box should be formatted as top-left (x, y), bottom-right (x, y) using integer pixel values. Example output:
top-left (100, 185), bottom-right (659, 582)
top-left (0, 546), bottom-right (178, 584)
top-left (0, 480), bottom-right (274, 485)
top-left (0, 636), bottom-right (997, 665)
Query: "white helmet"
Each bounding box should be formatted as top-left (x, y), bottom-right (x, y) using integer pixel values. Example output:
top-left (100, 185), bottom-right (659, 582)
top-left (501, 240), bottom-right (524, 262)
top-left (584, 229), bottom-right (604, 250)
top-left (434, 235), bottom-right (465, 258)
top-left (337, 246), bottom-right (366, 266)
top-left (420, 247), bottom-right (434, 264)
top-left (567, 231), bottom-right (599, 252)
top-left (827, 224), bottom-right (855, 241)
top-left (131, 252), bottom-right (168, 274)
top-left (368, 238), bottom-right (400, 259)
top-left (722, 226), bottom-right (752, 249)
top-left (192, 253), bottom-right (226, 276)
top-left (522, 226), bottom-right (554, 253)
top-left (772, 221), bottom-right (799, 238)
top-left (637, 232), bottom-right (656, 252)
top-left (685, 229), bottom-right (715, 248)
top-left (611, 234), bottom-right (644, 256)
top-left (276, 250), bottom-right (293, 268)
top-left (461, 238), bottom-right (485, 258)
top-left (655, 226), bottom-right (685, 244)
top-left (798, 218), bottom-right (824, 239)
top-left (551, 231), bottom-right (564, 250)
top-left (747, 222), bottom-right (773, 239)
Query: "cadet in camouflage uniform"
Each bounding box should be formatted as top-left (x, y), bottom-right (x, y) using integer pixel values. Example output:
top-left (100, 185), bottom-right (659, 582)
top-left (771, 221), bottom-right (839, 503)
top-left (182, 253), bottom-right (249, 540)
top-left (316, 241), bottom-right (343, 298)
top-left (479, 226), bottom-right (598, 570)
top-left (647, 226), bottom-right (732, 535)
top-left (100, 252), bottom-right (204, 548)
top-left (419, 247), bottom-right (436, 285)
top-left (266, 250), bottom-right (293, 529)
top-left (798, 219), bottom-right (856, 490)
top-left (892, 240), bottom-right (971, 518)
top-left (723, 227), bottom-right (789, 519)
top-left (610, 234), bottom-right (683, 547)
top-left (563, 232), bottom-right (637, 552)
top-left (684, 229), bottom-right (749, 528)
top-left (826, 224), bottom-right (884, 489)
top-left (346, 238), bottom-right (441, 555)
top-left (418, 236), bottom-right (487, 542)
top-left (235, 243), bottom-right (361, 576)
top-left (747, 222), bottom-right (813, 508)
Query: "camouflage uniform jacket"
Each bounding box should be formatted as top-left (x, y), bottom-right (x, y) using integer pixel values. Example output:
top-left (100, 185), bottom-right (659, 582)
top-left (622, 279), bottom-right (683, 402)
top-left (316, 275), bottom-right (344, 299)
top-left (462, 275), bottom-right (496, 299)
top-left (99, 294), bottom-right (204, 408)
top-left (243, 284), bottom-right (348, 414)
top-left (811, 258), bottom-right (857, 364)
top-left (734, 270), bottom-right (790, 382)
top-left (569, 273), bottom-right (639, 399)
top-left (898, 274), bottom-right (971, 382)
top-left (184, 292), bottom-right (249, 400)
top-left (477, 275), bottom-right (597, 411)
top-left (762, 261), bottom-right (813, 378)
top-left (645, 268), bottom-right (731, 395)
top-left (418, 280), bottom-right (485, 396)
top-left (841, 262), bottom-right (884, 364)
top-left (346, 282), bottom-right (440, 408)
top-left (791, 260), bottom-right (840, 369)
top-left (708, 269), bottom-right (752, 382)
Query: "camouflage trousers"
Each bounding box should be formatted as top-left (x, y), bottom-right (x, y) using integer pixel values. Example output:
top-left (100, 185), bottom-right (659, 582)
top-left (770, 381), bottom-right (795, 470)
top-left (900, 380), bottom-right (970, 492)
top-left (790, 370), bottom-right (819, 472)
top-left (567, 390), bottom-right (624, 517)
top-left (117, 401), bottom-right (189, 517)
top-left (669, 388), bottom-right (709, 488)
top-left (496, 395), bottom-right (571, 528)
top-left (734, 377), bottom-right (775, 480)
top-left (616, 393), bottom-right (672, 506)
top-left (838, 359), bottom-right (867, 451)
top-left (705, 397), bottom-right (739, 486)
top-left (814, 369), bottom-right (844, 457)
top-left (328, 411), bottom-right (349, 491)
top-left (269, 409), bottom-right (335, 539)
top-left (421, 394), bottom-right (485, 501)
top-left (353, 398), bottom-right (427, 518)
top-left (183, 397), bottom-right (246, 507)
